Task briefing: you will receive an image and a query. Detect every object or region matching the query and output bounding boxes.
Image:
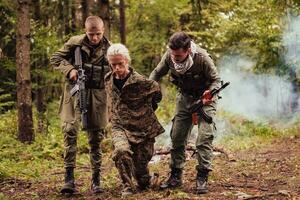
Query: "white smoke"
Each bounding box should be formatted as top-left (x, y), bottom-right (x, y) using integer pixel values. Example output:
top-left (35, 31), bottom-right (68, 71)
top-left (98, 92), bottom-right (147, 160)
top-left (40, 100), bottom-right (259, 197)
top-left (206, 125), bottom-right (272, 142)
top-left (154, 123), bottom-right (172, 148)
top-left (155, 14), bottom-right (300, 148)
top-left (217, 13), bottom-right (300, 122)
top-left (283, 13), bottom-right (300, 70)
top-left (218, 55), bottom-right (296, 121)
top-left (155, 122), bottom-right (198, 148)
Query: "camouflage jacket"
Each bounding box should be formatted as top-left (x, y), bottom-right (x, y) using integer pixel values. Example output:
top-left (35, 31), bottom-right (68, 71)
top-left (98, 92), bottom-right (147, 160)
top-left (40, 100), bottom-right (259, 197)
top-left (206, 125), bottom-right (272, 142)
top-left (149, 45), bottom-right (221, 98)
top-left (105, 68), bottom-right (165, 144)
top-left (50, 34), bottom-right (110, 130)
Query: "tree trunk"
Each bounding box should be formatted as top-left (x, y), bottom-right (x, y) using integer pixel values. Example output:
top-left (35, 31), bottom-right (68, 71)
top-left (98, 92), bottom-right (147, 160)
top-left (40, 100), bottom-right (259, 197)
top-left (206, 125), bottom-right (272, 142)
top-left (32, 0), bottom-right (48, 134)
top-left (64, 0), bottom-right (70, 35)
top-left (119, 0), bottom-right (125, 44)
top-left (16, 0), bottom-right (34, 143)
top-left (97, 0), bottom-right (110, 39)
top-left (36, 78), bottom-right (47, 134)
top-left (71, 0), bottom-right (77, 32)
top-left (81, 0), bottom-right (93, 27)
top-left (58, 0), bottom-right (64, 35)
top-left (32, 0), bottom-right (41, 20)
top-left (44, 0), bottom-right (50, 26)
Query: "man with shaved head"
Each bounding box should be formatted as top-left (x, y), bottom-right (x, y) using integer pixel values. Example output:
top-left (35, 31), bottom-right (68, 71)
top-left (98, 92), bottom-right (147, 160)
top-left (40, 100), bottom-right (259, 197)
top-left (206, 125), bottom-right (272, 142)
top-left (50, 16), bottom-right (110, 195)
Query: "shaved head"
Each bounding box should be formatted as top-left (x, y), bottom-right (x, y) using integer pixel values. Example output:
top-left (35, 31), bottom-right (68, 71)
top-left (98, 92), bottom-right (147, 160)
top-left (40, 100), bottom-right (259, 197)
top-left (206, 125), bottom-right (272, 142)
top-left (85, 16), bottom-right (105, 45)
top-left (85, 16), bottom-right (104, 31)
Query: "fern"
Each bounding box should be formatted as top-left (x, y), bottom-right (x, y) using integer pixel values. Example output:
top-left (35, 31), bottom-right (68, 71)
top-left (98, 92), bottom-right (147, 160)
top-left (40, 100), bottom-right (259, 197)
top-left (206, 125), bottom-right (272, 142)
top-left (0, 89), bottom-right (14, 113)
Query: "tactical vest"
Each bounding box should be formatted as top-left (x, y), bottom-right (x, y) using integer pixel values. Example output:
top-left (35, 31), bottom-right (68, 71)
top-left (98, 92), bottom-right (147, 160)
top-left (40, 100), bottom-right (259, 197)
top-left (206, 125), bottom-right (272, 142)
top-left (72, 45), bottom-right (110, 89)
top-left (83, 62), bottom-right (110, 89)
top-left (168, 52), bottom-right (209, 98)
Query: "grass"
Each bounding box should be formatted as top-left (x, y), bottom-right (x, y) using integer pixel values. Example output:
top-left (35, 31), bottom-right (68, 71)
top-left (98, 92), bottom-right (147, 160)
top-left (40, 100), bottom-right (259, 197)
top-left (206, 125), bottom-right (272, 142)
top-left (215, 111), bottom-right (300, 151)
top-left (0, 102), bottom-right (94, 182)
top-left (0, 97), bottom-right (300, 199)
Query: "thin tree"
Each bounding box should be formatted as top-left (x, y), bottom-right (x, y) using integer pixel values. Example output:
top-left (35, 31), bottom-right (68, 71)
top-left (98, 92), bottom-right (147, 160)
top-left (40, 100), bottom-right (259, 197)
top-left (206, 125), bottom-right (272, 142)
top-left (58, 0), bottom-right (64, 35)
top-left (16, 0), bottom-right (34, 142)
top-left (71, 0), bottom-right (77, 32)
top-left (119, 0), bottom-right (126, 44)
top-left (64, 0), bottom-right (70, 35)
top-left (97, 0), bottom-right (110, 39)
top-left (81, 0), bottom-right (93, 27)
top-left (32, 0), bottom-right (48, 134)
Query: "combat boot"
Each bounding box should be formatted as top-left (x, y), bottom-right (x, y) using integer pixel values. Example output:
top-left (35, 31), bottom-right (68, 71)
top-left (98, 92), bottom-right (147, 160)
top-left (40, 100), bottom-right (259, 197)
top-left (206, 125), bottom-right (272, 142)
top-left (60, 167), bottom-right (76, 194)
top-left (91, 170), bottom-right (103, 194)
top-left (160, 168), bottom-right (182, 189)
top-left (196, 169), bottom-right (209, 194)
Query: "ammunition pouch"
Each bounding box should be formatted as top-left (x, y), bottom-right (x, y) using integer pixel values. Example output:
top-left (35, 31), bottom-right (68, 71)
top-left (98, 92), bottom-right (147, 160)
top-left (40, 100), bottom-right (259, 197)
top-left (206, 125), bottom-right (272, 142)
top-left (83, 63), bottom-right (110, 89)
top-left (170, 72), bottom-right (205, 99)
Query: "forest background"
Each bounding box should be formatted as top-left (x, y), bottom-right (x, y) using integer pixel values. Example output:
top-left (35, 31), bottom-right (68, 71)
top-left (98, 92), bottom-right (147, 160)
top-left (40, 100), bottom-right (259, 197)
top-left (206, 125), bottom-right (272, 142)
top-left (1, 0), bottom-right (300, 199)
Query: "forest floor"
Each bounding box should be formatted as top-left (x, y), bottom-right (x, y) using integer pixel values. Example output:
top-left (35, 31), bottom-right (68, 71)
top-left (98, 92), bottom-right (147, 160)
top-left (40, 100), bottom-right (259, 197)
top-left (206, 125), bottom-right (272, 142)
top-left (1, 133), bottom-right (300, 200)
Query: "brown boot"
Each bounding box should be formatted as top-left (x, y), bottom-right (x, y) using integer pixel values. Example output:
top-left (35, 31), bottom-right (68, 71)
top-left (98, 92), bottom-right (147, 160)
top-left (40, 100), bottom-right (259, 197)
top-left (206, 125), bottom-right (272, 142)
top-left (160, 168), bottom-right (182, 189)
top-left (60, 167), bottom-right (76, 194)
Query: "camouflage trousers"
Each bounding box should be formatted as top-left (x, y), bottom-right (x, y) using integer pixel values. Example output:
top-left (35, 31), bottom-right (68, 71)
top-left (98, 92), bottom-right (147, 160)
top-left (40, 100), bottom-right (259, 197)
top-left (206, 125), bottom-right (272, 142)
top-left (170, 93), bottom-right (217, 172)
top-left (62, 121), bottom-right (104, 171)
top-left (112, 128), bottom-right (154, 189)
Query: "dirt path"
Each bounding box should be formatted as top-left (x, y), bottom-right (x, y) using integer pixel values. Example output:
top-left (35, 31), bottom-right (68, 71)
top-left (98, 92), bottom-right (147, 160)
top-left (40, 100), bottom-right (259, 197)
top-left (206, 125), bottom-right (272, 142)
top-left (1, 135), bottom-right (300, 200)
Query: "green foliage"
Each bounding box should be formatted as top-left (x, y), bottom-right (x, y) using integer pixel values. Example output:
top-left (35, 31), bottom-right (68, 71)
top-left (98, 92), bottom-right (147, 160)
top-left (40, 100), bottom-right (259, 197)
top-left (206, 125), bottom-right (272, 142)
top-left (0, 1), bottom-right (17, 112)
top-left (155, 83), bottom-right (177, 124)
top-left (0, 109), bottom-right (60, 179)
top-left (30, 21), bottom-right (65, 101)
top-left (0, 0), bottom-right (16, 58)
top-left (0, 58), bottom-right (16, 113)
top-left (0, 102), bottom-right (90, 181)
top-left (101, 167), bottom-right (119, 189)
top-left (0, 0), bottom-right (300, 185)
top-left (118, 0), bottom-right (300, 77)
top-left (181, 0), bottom-right (287, 73)
top-left (215, 111), bottom-right (300, 150)
top-left (0, 193), bottom-right (9, 200)
top-left (126, 0), bottom-right (190, 74)
top-left (0, 89), bottom-right (14, 113)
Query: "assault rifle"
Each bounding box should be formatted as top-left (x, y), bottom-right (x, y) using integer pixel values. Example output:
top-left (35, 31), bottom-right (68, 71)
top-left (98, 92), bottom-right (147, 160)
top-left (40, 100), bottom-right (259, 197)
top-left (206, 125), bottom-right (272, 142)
top-left (189, 81), bottom-right (230, 124)
top-left (70, 47), bottom-right (88, 130)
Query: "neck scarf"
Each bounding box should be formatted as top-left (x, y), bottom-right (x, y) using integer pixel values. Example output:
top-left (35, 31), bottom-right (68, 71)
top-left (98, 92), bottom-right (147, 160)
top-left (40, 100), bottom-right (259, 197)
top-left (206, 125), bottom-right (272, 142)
top-left (172, 41), bottom-right (197, 74)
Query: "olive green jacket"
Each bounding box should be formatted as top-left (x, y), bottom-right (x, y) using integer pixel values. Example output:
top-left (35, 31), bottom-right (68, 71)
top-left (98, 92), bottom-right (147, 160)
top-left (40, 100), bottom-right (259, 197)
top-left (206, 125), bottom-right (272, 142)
top-left (149, 46), bottom-right (221, 98)
top-left (50, 34), bottom-right (110, 130)
top-left (105, 68), bottom-right (165, 144)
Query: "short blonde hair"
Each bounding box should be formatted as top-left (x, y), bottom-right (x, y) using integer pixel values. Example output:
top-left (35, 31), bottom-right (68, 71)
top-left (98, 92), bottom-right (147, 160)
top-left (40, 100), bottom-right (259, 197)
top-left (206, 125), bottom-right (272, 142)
top-left (107, 43), bottom-right (131, 63)
top-left (85, 16), bottom-right (104, 29)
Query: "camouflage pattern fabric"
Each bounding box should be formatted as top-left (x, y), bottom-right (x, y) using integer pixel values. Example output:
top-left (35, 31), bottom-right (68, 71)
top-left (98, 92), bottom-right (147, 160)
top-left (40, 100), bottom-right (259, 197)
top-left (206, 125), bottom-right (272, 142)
top-left (105, 68), bottom-right (164, 189)
top-left (105, 68), bottom-right (164, 143)
top-left (112, 128), bottom-right (155, 190)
